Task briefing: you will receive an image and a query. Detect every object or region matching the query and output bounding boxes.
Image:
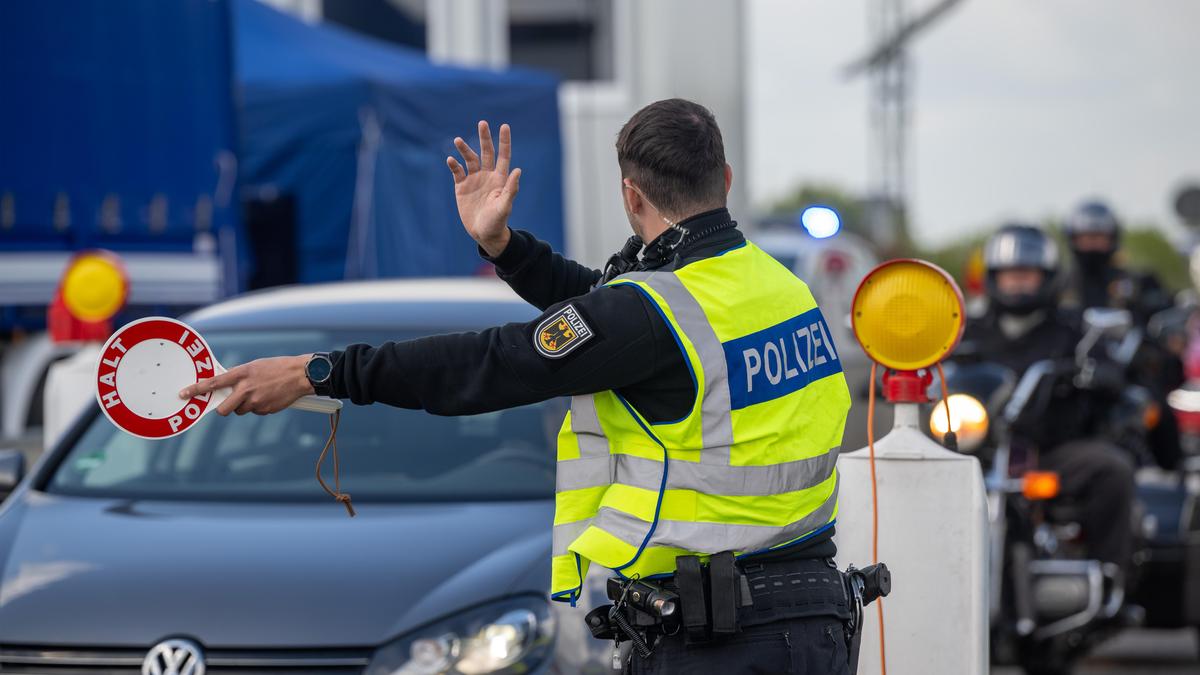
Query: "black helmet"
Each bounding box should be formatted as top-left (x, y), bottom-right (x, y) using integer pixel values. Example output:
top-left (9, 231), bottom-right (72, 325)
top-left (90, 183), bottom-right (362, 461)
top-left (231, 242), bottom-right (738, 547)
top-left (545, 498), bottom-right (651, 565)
top-left (1064, 200), bottom-right (1121, 239)
top-left (982, 224), bottom-right (1060, 315)
top-left (1064, 200), bottom-right (1121, 272)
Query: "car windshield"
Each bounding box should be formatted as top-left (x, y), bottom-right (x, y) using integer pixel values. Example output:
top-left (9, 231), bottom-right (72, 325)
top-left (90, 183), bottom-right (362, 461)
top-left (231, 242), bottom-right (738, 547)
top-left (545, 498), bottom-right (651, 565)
top-left (48, 330), bottom-right (563, 502)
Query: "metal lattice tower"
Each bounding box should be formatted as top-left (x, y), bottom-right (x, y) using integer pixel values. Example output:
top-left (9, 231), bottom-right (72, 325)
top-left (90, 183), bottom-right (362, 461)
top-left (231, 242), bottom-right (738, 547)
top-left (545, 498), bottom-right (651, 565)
top-left (847, 0), bottom-right (965, 249)
top-left (868, 0), bottom-right (909, 223)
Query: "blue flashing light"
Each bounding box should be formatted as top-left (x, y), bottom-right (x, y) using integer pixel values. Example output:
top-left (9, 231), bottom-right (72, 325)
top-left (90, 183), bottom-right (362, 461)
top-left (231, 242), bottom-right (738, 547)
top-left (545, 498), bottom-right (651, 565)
top-left (800, 206), bottom-right (841, 239)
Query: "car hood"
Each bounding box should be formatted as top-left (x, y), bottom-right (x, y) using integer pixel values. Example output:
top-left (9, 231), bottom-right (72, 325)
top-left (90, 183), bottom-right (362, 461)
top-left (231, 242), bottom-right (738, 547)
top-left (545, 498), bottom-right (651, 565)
top-left (0, 491), bottom-right (553, 648)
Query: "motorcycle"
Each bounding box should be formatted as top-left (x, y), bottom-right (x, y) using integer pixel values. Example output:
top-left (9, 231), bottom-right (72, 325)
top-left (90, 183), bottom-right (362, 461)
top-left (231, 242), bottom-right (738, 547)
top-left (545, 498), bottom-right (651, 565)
top-left (929, 308), bottom-right (1156, 674)
top-left (1136, 303), bottom-right (1200, 654)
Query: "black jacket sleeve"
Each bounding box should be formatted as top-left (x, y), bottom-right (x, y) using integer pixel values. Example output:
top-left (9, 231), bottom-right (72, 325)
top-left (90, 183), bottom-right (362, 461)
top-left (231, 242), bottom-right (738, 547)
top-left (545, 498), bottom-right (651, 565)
top-left (1134, 271), bottom-right (1173, 320)
top-left (327, 284), bottom-right (665, 415)
top-left (483, 229), bottom-right (603, 311)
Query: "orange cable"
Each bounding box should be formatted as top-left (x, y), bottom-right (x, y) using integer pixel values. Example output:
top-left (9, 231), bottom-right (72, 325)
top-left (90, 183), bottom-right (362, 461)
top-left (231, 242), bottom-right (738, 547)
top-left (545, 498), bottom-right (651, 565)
top-left (936, 362), bottom-right (953, 442)
top-left (866, 362), bottom-right (887, 675)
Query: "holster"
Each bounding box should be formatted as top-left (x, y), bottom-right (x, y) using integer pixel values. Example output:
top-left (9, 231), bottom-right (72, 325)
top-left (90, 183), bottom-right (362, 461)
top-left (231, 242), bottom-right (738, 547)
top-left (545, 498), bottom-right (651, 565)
top-left (675, 554), bottom-right (710, 642)
top-left (842, 562), bottom-right (892, 674)
top-left (670, 552), bottom-right (743, 642)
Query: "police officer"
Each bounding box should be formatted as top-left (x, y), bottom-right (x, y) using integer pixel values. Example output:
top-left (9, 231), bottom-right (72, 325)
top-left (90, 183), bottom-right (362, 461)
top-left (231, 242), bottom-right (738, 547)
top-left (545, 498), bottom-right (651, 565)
top-left (181, 99), bottom-right (855, 674)
top-left (959, 224), bottom-right (1136, 574)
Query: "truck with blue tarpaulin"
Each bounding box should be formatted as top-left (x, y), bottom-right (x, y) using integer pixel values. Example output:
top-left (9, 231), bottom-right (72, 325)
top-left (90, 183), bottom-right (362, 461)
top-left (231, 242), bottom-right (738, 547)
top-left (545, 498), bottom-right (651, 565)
top-left (0, 0), bottom-right (563, 443)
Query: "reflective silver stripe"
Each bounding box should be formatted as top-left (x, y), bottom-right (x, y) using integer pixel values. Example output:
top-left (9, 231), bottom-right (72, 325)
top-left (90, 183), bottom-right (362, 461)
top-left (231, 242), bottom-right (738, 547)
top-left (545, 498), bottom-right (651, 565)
top-left (570, 394), bottom-right (609, 459)
top-left (553, 518), bottom-right (592, 556)
top-left (588, 473), bottom-right (840, 554)
top-left (556, 455), bottom-right (611, 492)
top-left (557, 395), bottom-right (614, 493)
top-left (556, 450), bottom-right (837, 496)
top-left (615, 271), bottom-right (734, 462)
top-left (656, 449), bottom-right (838, 496)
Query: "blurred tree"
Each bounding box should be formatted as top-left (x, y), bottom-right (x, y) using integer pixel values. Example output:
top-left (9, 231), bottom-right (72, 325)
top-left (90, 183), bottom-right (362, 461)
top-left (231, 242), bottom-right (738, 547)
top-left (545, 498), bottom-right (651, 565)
top-left (1042, 221), bottom-right (1188, 291)
top-left (919, 222), bottom-right (1190, 293)
top-left (765, 183), bottom-right (1189, 292)
top-left (1118, 226), bottom-right (1190, 291)
top-left (917, 235), bottom-right (987, 288)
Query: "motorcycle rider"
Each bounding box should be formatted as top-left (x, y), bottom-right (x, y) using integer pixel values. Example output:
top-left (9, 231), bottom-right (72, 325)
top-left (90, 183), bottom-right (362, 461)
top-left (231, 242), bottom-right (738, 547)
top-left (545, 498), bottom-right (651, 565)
top-left (958, 224), bottom-right (1137, 574)
top-left (1062, 200), bottom-right (1172, 323)
top-left (1062, 199), bottom-right (1183, 471)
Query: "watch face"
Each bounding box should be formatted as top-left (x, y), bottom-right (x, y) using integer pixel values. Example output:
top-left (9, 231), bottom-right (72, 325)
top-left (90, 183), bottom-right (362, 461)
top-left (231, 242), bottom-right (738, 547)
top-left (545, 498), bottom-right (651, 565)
top-left (307, 355), bottom-right (332, 383)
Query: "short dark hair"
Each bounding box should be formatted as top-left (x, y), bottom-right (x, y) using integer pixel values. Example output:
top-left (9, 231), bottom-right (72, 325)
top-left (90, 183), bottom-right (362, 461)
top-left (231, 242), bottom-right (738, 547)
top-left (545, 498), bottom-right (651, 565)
top-left (615, 99), bottom-right (727, 217)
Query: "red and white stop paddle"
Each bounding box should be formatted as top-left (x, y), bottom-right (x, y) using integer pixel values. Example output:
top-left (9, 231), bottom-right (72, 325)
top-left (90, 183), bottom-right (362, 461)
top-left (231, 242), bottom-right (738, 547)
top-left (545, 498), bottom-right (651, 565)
top-left (95, 317), bottom-right (342, 440)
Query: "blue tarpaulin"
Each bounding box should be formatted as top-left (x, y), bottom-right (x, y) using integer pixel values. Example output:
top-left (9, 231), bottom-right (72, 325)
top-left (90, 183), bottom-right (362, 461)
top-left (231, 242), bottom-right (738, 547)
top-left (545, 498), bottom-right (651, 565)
top-left (0, 0), bottom-right (240, 254)
top-left (235, 0), bottom-right (564, 282)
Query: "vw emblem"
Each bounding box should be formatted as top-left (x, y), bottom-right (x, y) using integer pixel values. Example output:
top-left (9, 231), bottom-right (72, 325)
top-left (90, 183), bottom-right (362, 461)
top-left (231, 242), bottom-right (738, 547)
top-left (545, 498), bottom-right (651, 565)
top-left (142, 638), bottom-right (205, 675)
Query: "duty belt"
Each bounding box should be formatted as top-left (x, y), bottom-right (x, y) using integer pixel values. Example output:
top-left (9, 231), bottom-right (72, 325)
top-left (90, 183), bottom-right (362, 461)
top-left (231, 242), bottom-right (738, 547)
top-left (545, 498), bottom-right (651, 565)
top-left (586, 553), bottom-right (890, 671)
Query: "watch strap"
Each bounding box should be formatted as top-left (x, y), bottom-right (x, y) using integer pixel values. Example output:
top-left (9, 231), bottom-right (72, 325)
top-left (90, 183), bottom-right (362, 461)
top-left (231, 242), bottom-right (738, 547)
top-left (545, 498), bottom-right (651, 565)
top-left (307, 352), bottom-right (335, 397)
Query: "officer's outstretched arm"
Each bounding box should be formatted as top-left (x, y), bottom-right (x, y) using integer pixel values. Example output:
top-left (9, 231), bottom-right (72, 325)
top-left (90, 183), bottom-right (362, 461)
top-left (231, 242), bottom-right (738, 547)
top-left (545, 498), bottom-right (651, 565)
top-left (328, 286), bottom-right (667, 415)
top-left (176, 286), bottom-right (674, 417)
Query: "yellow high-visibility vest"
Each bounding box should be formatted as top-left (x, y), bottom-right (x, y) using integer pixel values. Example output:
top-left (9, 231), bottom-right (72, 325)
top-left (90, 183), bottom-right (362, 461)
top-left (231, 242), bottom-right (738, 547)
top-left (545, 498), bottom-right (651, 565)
top-left (551, 241), bottom-right (851, 604)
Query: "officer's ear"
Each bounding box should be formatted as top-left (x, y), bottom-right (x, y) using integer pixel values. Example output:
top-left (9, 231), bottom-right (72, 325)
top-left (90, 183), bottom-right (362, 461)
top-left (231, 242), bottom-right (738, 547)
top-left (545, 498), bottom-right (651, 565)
top-left (724, 164), bottom-right (733, 195)
top-left (622, 179), bottom-right (642, 216)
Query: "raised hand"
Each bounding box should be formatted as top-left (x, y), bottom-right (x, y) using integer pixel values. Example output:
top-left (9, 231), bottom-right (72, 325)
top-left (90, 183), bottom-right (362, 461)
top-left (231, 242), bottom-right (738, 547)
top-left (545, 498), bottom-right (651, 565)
top-left (447, 121), bottom-right (521, 258)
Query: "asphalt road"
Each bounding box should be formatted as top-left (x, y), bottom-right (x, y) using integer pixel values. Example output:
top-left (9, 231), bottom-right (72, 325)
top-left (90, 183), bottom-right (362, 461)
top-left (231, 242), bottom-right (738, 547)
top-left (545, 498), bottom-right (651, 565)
top-left (993, 628), bottom-right (1198, 674)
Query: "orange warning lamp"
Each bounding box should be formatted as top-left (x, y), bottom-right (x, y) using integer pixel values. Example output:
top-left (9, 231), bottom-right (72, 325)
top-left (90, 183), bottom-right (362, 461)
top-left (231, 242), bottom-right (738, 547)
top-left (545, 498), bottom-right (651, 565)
top-left (964, 247), bottom-right (985, 298)
top-left (851, 259), bottom-right (965, 402)
top-left (1143, 402), bottom-right (1162, 431)
top-left (49, 250), bottom-right (129, 342)
top-left (1022, 471), bottom-right (1060, 501)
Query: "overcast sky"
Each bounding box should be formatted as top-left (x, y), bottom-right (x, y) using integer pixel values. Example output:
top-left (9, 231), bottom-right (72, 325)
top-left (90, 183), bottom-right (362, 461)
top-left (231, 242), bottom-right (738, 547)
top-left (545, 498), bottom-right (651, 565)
top-left (747, 0), bottom-right (1200, 247)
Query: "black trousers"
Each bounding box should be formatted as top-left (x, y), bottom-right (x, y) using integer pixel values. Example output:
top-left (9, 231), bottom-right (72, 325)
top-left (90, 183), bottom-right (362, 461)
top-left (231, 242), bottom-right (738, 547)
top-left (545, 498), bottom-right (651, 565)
top-left (1041, 438), bottom-right (1136, 570)
top-left (624, 616), bottom-right (850, 675)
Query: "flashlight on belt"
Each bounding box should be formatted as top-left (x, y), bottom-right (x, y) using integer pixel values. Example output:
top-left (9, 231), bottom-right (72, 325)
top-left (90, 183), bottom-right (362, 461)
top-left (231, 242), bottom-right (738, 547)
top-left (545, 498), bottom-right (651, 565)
top-left (607, 576), bottom-right (678, 618)
top-left (586, 576), bottom-right (680, 643)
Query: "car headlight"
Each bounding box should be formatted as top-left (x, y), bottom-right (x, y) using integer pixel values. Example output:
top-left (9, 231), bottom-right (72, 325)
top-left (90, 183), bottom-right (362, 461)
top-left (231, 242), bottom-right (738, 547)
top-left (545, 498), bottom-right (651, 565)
top-left (929, 394), bottom-right (989, 453)
top-left (366, 596), bottom-right (555, 675)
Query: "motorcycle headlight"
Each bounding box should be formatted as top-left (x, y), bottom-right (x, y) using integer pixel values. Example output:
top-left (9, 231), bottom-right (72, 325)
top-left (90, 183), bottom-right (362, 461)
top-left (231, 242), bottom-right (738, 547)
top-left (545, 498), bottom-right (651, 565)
top-left (929, 394), bottom-right (989, 453)
top-left (366, 596), bottom-right (555, 675)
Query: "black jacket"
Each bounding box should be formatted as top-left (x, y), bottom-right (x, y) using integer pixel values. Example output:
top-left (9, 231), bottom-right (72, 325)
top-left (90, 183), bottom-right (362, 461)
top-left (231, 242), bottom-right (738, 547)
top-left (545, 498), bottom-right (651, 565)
top-left (957, 307), bottom-right (1081, 376)
top-left (1064, 264), bottom-right (1184, 468)
top-left (959, 305), bottom-right (1182, 469)
top-left (328, 208), bottom-right (836, 560)
top-left (1066, 264), bottom-right (1172, 328)
top-left (956, 307), bottom-right (1092, 450)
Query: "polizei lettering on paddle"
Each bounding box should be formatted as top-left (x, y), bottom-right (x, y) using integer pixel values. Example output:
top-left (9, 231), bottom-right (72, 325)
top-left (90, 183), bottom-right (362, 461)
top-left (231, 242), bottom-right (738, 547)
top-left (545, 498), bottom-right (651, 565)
top-left (94, 317), bottom-right (219, 439)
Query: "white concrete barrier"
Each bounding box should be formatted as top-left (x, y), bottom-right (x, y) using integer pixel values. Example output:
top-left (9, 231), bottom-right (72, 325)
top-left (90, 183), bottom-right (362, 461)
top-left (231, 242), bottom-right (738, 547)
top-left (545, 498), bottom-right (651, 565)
top-left (835, 402), bottom-right (990, 675)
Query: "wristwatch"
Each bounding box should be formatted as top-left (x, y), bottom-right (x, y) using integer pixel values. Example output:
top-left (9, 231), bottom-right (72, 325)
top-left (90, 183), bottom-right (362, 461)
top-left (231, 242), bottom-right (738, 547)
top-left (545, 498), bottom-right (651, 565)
top-left (305, 352), bottom-right (334, 397)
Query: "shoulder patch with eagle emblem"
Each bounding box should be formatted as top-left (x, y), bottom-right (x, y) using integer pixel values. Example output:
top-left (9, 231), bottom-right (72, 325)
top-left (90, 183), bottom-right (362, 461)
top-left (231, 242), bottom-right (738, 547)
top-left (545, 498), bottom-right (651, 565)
top-left (534, 304), bottom-right (594, 359)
